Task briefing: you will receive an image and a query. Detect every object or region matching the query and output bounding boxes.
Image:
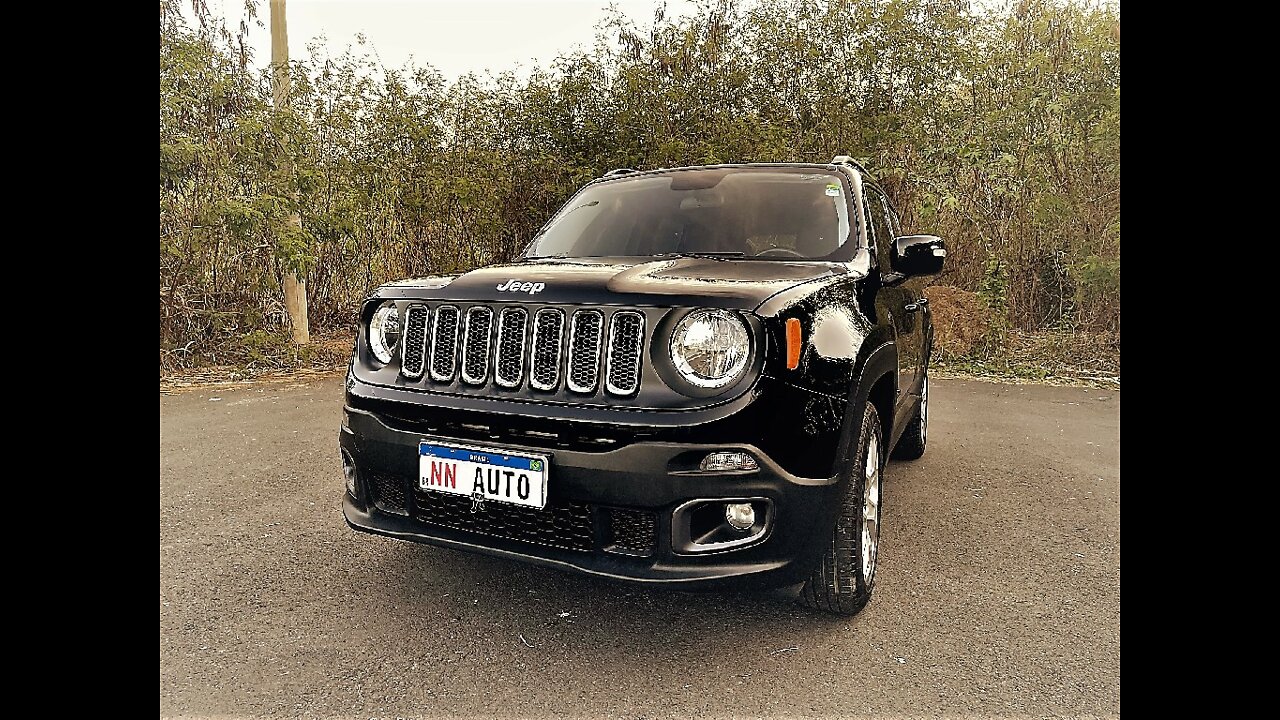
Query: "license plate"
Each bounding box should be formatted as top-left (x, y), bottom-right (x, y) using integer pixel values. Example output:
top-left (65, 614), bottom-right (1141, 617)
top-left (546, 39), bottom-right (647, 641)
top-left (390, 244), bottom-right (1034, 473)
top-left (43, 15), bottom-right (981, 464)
top-left (418, 440), bottom-right (549, 509)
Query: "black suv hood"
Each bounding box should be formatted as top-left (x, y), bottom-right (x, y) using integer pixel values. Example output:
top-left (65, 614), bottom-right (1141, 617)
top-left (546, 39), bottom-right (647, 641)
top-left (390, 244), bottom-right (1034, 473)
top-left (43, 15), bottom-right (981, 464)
top-left (375, 256), bottom-right (853, 311)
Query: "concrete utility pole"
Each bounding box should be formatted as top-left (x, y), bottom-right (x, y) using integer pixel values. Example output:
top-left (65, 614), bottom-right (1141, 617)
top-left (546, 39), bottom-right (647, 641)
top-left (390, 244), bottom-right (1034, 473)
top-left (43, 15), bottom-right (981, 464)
top-left (270, 0), bottom-right (309, 345)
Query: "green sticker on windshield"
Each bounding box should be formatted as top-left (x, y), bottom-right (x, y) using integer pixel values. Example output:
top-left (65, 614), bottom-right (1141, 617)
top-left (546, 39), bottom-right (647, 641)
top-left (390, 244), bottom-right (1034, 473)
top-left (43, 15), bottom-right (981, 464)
top-left (825, 183), bottom-right (841, 196)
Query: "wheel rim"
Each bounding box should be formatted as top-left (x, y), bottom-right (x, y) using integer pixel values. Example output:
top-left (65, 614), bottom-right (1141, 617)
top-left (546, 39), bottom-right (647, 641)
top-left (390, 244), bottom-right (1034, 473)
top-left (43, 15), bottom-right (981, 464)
top-left (861, 434), bottom-right (880, 582)
top-left (920, 374), bottom-right (929, 444)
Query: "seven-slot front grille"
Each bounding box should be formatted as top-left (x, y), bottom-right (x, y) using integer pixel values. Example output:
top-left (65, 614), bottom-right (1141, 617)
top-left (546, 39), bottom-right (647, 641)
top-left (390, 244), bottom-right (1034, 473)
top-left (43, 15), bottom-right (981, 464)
top-left (402, 304), bottom-right (645, 397)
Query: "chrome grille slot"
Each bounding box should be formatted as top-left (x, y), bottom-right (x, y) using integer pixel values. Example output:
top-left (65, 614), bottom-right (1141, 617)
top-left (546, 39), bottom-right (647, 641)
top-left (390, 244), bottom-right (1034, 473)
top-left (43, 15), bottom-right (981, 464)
top-left (494, 307), bottom-right (529, 388)
top-left (529, 309), bottom-right (565, 391)
top-left (567, 310), bottom-right (604, 393)
top-left (429, 305), bottom-right (461, 382)
top-left (400, 305), bottom-right (429, 379)
top-left (605, 311), bottom-right (644, 396)
top-left (460, 306), bottom-right (494, 385)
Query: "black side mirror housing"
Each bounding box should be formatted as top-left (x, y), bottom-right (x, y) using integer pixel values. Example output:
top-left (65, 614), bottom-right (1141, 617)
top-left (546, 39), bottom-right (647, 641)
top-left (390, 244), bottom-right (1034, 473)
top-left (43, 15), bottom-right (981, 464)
top-left (891, 235), bottom-right (946, 277)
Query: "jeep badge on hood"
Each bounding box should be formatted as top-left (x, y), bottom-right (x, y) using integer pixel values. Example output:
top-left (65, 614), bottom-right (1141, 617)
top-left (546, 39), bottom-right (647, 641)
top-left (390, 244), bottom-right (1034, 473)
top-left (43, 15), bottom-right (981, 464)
top-left (496, 279), bottom-right (545, 294)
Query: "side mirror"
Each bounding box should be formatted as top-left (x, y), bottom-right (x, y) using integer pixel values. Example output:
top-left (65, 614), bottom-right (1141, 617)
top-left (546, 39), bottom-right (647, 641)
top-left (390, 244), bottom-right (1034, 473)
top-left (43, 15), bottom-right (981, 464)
top-left (891, 235), bottom-right (946, 277)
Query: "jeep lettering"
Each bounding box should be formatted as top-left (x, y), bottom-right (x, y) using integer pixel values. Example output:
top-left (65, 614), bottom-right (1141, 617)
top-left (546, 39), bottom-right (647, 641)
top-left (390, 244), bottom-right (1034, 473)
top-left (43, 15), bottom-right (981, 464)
top-left (496, 279), bottom-right (545, 294)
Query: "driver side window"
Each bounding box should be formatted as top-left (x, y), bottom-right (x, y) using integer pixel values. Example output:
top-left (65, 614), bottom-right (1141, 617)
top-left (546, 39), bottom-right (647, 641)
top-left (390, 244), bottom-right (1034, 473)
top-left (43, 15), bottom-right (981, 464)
top-left (863, 184), bottom-right (894, 271)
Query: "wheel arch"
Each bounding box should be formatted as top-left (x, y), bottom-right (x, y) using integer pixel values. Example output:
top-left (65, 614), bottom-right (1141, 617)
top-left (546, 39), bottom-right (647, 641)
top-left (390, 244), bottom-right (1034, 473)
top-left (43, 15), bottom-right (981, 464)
top-left (832, 340), bottom-right (897, 479)
top-left (865, 371), bottom-right (896, 456)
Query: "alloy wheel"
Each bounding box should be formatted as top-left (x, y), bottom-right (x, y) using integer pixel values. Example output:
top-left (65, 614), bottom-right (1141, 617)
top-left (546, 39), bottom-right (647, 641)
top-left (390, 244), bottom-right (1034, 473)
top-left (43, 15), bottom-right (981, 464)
top-left (920, 374), bottom-right (929, 445)
top-left (861, 434), bottom-right (881, 582)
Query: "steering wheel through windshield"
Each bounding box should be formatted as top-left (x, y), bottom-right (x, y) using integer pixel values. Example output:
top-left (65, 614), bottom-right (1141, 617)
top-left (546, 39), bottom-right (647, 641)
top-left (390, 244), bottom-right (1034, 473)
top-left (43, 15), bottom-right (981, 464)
top-left (755, 247), bottom-right (807, 259)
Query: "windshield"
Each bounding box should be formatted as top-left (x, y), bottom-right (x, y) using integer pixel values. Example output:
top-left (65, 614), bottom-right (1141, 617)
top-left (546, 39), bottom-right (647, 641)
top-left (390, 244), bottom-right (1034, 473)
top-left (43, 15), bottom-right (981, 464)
top-left (525, 168), bottom-right (853, 260)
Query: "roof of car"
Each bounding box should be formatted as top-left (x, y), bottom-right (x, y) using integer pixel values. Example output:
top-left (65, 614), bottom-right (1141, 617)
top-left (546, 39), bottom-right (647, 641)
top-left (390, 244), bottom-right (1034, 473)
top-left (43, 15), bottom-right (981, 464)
top-left (592, 161), bottom-right (872, 184)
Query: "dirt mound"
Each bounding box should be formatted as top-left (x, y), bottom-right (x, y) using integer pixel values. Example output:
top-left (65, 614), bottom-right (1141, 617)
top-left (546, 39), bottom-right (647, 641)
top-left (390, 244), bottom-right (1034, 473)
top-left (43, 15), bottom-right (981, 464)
top-left (924, 286), bottom-right (996, 358)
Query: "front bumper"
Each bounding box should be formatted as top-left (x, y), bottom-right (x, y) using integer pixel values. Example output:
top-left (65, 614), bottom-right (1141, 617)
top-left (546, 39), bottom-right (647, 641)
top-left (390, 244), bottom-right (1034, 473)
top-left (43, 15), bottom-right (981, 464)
top-left (340, 404), bottom-right (843, 591)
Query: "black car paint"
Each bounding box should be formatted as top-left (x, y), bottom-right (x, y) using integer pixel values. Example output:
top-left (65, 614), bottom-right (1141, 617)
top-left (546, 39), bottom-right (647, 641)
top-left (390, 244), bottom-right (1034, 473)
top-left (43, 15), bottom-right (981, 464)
top-left (341, 161), bottom-right (940, 590)
top-left (373, 256), bottom-right (848, 310)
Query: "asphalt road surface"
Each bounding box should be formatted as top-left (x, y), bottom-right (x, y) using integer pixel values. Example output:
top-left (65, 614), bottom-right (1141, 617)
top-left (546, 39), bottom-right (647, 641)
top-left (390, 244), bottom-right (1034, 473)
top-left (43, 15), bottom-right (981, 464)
top-left (160, 376), bottom-right (1120, 718)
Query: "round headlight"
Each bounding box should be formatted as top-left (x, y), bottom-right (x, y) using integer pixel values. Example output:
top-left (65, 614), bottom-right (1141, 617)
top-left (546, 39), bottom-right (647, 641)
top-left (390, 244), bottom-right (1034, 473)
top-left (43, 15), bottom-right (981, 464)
top-left (670, 309), bottom-right (750, 389)
top-left (369, 303), bottom-right (402, 364)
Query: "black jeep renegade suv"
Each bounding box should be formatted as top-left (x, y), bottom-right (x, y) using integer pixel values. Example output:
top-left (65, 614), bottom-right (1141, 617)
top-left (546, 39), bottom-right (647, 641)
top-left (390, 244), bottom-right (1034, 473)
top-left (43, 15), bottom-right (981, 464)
top-left (341, 157), bottom-right (945, 615)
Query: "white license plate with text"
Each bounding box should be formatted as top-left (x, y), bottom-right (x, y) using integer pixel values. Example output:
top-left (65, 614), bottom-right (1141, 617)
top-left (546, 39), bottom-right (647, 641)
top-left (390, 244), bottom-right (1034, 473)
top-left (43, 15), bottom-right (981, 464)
top-left (418, 440), bottom-right (549, 509)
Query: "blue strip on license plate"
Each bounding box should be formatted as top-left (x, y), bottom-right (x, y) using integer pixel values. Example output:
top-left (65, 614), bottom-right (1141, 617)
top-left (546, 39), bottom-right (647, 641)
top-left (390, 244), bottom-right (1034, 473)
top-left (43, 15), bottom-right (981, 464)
top-left (419, 443), bottom-right (544, 472)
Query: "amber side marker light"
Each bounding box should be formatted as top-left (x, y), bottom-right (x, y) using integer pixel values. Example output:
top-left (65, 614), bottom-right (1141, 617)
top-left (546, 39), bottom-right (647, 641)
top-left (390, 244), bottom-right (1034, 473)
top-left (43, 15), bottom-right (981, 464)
top-left (785, 318), bottom-right (803, 370)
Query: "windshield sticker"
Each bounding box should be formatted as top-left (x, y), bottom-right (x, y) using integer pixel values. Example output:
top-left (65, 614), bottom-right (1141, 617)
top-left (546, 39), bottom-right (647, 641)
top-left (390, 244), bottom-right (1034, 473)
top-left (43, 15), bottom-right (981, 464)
top-left (825, 183), bottom-right (841, 196)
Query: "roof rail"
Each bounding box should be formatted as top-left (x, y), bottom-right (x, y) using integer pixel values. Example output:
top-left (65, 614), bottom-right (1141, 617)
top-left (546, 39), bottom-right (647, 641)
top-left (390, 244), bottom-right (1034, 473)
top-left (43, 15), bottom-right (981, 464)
top-left (830, 155), bottom-right (869, 174)
top-left (603, 168), bottom-right (639, 178)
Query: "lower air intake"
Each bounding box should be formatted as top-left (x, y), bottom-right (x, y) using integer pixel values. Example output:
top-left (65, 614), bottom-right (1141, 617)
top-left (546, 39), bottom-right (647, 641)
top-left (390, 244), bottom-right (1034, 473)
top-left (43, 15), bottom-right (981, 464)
top-left (367, 472), bottom-right (409, 516)
top-left (605, 508), bottom-right (657, 556)
top-left (413, 491), bottom-right (594, 552)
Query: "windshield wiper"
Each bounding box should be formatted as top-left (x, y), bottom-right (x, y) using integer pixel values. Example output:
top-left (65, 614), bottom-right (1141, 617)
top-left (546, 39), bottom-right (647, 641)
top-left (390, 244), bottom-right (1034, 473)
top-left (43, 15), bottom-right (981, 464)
top-left (657, 251), bottom-right (746, 262)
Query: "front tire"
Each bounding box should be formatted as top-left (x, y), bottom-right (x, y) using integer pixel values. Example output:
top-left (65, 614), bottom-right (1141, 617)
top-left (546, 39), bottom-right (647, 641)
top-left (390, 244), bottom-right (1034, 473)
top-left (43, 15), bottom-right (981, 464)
top-left (799, 402), bottom-right (884, 616)
top-left (892, 372), bottom-right (928, 460)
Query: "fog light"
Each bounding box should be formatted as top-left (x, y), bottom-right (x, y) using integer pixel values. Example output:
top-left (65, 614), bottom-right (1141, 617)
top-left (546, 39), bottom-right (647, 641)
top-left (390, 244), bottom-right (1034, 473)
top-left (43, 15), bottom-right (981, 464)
top-left (725, 502), bottom-right (755, 531)
top-left (700, 452), bottom-right (759, 472)
top-left (342, 451), bottom-right (358, 497)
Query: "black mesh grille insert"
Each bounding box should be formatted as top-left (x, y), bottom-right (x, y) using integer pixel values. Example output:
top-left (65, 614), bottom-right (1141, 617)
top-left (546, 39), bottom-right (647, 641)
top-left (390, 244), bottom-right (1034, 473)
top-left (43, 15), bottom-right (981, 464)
top-left (400, 305), bottom-right (429, 379)
top-left (604, 508), bottom-right (657, 556)
top-left (606, 311), bottom-right (644, 396)
top-left (430, 306), bottom-right (460, 381)
top-left (461, 307), bottom-right (494, 384)
top-left (368, 471), bottom-right (409, 516)
top-left (567, 310), bottom-right (604, 393)
top-left (414, 490), bottom-right (593, 552)
top-left (530, 309), bottom-right (565, 391)
top-left (494, 307), bottom-right (528, 388)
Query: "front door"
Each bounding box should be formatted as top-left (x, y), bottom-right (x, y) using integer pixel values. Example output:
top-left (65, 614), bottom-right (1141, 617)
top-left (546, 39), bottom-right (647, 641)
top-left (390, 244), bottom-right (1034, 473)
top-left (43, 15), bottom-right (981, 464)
top-left (864, 184), bottom-right (925, 417)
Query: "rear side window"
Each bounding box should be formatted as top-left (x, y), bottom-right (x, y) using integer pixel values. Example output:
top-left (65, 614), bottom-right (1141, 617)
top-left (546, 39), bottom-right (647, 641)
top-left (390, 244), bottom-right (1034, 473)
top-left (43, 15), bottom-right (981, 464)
top-left (863, 184), bottom-right (895, 269)
top-left (881, 193), bottom-right (901, 238)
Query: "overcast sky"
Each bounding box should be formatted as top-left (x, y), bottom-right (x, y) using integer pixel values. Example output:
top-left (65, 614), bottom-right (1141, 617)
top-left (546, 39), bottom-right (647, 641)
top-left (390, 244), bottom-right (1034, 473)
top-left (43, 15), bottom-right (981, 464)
top-left (205, 0), bottom-right (699, 81)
